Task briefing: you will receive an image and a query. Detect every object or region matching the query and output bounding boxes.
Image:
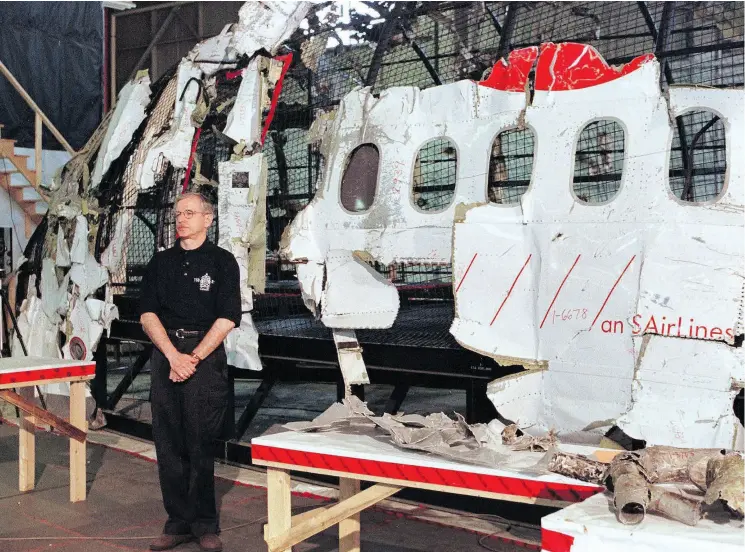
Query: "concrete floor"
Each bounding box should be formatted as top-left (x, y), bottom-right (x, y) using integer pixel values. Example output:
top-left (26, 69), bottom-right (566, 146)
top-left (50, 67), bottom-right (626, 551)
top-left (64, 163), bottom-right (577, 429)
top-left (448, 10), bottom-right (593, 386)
top-left (0, 422), bottom-right (536, 552)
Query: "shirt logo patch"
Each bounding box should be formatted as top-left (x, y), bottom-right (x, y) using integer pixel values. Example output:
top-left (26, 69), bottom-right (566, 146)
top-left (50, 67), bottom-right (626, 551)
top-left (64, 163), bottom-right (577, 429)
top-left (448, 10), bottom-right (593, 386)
top-left (195, 273), bottom-right (214, 291)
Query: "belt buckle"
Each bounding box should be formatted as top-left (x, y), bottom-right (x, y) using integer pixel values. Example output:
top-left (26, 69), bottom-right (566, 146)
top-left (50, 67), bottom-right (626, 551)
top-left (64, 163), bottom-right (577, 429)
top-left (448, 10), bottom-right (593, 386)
top-left (175, 329), bottom-right (186, 339)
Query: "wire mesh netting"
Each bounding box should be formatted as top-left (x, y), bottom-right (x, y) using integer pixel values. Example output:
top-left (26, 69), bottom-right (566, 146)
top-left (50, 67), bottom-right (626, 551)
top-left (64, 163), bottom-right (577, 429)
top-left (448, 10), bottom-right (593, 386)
top-left (24, 2), bottom-right (742, 351)
top-left (413, 138), bottom-right (457, 212)
top-left (488, 127), bottom-right (535, 204)
top-left (572, 120), bottom-right (625, 204)
top-left (669, 109), bottom-right (727, 202)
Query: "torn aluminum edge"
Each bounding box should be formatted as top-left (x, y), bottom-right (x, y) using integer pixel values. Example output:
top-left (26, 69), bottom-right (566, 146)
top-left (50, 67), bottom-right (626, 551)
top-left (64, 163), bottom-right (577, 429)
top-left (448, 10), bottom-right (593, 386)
top-left (90, 73), bottom-right (151, 191)
top-left (138, 60), bottom-right (202, 191)
top-left (223, 57), bottom-right (262, 147)
top-left (217, 155), bottom-right (267, 371)
top-left (280, 77), bottom-right (528, 329)
top-left (322, 251), bottom-right (399, 329)
top-left (230, 1), bottom-right (312, 57)
top-left (187, 24), bottom-right (237, 77)
top-left (332, 328), bottom-right (370, 387)
top-left (448, 45), bottom-right (744, 449)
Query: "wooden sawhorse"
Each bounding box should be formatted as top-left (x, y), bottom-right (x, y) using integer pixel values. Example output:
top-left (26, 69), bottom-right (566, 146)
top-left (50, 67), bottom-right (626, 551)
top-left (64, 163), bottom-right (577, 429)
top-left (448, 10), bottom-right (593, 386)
top-left (0, 357), bottom-right (96, 502)
top-left (252, 430), bottom-right (603, 551)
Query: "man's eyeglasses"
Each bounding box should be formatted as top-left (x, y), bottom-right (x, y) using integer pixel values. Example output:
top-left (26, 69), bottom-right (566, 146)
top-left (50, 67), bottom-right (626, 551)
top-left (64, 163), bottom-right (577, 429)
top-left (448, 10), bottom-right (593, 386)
top-left (173, 210), bottom-right (207, 220)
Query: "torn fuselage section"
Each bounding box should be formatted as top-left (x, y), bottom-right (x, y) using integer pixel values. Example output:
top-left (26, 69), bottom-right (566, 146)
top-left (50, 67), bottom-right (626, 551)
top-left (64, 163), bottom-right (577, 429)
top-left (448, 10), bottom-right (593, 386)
top-left (280, 68), bottom-right (531, 330)
top-left (13, 2), bottom-right (313, 378)
top-left (450, 43), bottom-right (744, 449)
top-left (282, 41), bottom-right (744, 449)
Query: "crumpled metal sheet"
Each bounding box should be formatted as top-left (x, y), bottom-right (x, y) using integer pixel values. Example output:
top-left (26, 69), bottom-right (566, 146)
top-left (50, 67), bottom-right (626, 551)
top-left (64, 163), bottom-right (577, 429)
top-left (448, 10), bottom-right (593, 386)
top-left (69, 253), bottom-right (108, 298)
top-left (283, 396), bottom-right (507, 468)
top-left (230, 1), bottom-right (312, 56)
top-left (502, 423), bottom-right (557, 452)
top-left (283, 395), bottom-right (374, 432)
top-left (548, 445), bottom-right (744, 526)
top-left (547, 450), bottom-right (607, 485)
top-left (13, 294), bottom-right (61, 359)
top-left (223, 58), bottom-right (262, 146)
top-left (69, 215), bottom-right (89, 265)
top-left (40, 258), bottom-right (70, 320)
top-left (55, 225), bottom-right (71, 267)
top-left (90, 72), bottom-right (151, 191)
top-left (705, 455), bottom-right (745, 516)
top-left (321, 251), bottom-right (399, 329)
top-left (217, 155), bottom-right (267, 306)
top-left (225, 313), bottom-right (262, 371)
top-left (139, 60), bottom-right (202, 191)
top-left (99, 210), bottom-right (132, 275)
top-left (607, 453), bottom-right (652, 525)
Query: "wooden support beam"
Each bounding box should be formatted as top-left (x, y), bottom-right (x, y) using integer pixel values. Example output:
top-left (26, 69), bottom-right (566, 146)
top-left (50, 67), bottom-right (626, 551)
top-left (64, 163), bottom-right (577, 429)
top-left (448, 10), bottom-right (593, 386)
top-left (339, 478), bottom-right (361, 552)
top-left (0, 389), bottom-right (86, 443)
top-left (110, 12), bottom-right (117, 108)
top-left (18, 387), bottom-right (35, 491)
top-left (24, 214), bottom-right (33, 239)
top-left (69, 381), bottom-right (87, 502)
top-left (266, 468), bottom-right (292, 552)
top-left (34, 113), bottom-right (42, 188)
top-left (0, 60), bottom-right (75, 154)
top-left (265, 482), bottom-right (400, 552)
top-left (290, 504), bottom-right (331, 527)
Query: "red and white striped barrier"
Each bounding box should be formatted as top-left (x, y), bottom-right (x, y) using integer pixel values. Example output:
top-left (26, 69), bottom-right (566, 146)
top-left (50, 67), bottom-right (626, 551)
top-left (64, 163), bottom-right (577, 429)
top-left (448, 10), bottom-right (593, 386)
top-left (252, 430), bottom-right (602, 506)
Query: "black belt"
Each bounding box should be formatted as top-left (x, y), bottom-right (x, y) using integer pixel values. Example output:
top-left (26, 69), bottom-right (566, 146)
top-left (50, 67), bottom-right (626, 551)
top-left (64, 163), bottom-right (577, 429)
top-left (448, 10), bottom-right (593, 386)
top-left (166, 328), bottom-right (207, 339)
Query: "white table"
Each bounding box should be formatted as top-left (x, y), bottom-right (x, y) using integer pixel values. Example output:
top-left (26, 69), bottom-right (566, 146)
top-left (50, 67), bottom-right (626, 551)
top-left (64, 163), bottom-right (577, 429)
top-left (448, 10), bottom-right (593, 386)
top-left (0, 356), bottom-right (95, 502)
top-left (252, 430), bottom-right (604, 552)
top-left (541, 492), bottom-right (744, 552)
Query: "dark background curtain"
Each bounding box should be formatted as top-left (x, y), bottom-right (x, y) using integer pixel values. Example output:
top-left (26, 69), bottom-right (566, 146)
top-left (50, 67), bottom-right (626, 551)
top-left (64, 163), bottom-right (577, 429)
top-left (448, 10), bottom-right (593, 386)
top-left (0, 2), bottom-right (103, 150)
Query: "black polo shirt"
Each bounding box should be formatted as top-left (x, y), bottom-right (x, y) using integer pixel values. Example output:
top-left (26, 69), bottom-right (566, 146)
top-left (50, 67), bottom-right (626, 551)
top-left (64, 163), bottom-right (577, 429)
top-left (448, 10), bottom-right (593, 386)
top-left (139, 239), bottom-right (242, 331)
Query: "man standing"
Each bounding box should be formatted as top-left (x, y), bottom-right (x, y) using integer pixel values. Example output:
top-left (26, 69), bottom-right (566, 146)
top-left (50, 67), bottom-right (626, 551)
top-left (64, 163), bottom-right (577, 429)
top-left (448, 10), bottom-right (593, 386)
top-left (139, 192), bottom-right (241, 552)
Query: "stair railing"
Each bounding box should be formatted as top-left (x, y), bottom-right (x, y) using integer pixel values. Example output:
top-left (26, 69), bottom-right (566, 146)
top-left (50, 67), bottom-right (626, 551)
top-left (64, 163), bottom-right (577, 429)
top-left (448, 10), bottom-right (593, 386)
top-left (0, 59), bottom-right (76, 192)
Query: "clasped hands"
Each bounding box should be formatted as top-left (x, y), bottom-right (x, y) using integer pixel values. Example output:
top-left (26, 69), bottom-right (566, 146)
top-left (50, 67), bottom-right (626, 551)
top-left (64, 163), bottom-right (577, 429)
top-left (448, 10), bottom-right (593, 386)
top-left (168, 351), bottom-right (200, 382)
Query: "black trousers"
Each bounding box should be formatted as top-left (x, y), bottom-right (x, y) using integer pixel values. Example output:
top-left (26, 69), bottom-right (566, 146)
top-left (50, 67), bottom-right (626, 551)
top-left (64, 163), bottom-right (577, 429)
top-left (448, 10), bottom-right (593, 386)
top-left (150, 337), bottom-right (229, 537)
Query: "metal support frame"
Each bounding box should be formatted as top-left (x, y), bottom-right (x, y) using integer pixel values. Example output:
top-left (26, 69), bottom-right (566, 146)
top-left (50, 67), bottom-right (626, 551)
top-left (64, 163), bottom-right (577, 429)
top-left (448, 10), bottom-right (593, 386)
top-left (680, 115), bottom-right (720, 201)
top-left (409, 39), bottom-right (442, 86)
top-left (233, 375), bottom-right (277, 441)
top-left (496, 2), bottom-right (519, 60)
top-left (106, 345), bottom-right (152, 410)
top-left (484, 4), bottom-right (503, 35)
top-left (127, 6), bottom-right (181, 82)
top-left (306, 69), bottom-right (315, 198)
top-left (638, 1), bottom-right (695, 200)
top-left (92, 335), bottom-right (109, 409)
top-left (364, 3), bottom-right (406, 88)
top-left (654, 2), bottom-right (676, 90)
top-left (384, 384), bottom-right (410, 414)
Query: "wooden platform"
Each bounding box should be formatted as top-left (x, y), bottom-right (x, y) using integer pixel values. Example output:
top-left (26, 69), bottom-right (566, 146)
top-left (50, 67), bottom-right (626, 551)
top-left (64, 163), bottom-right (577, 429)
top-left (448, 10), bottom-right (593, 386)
top-left (0, 357), bottom-right (95, 502)
top-left (252, 429), bottom-right (604, 552)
